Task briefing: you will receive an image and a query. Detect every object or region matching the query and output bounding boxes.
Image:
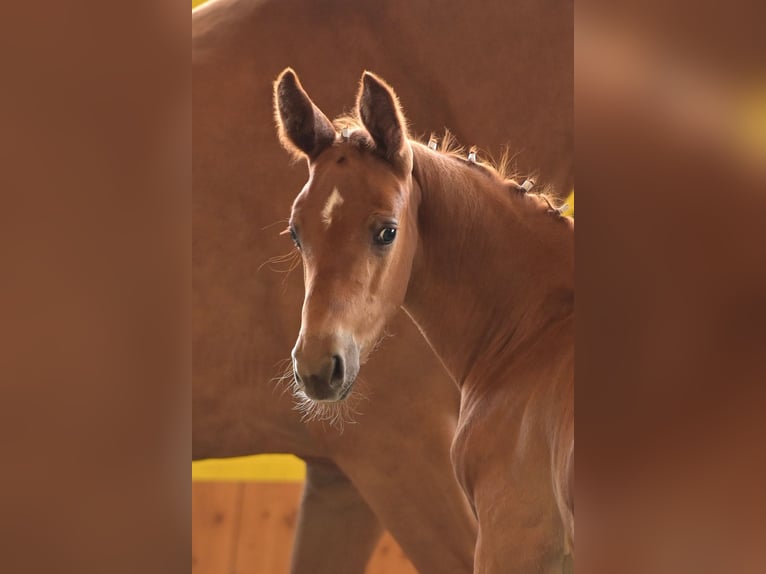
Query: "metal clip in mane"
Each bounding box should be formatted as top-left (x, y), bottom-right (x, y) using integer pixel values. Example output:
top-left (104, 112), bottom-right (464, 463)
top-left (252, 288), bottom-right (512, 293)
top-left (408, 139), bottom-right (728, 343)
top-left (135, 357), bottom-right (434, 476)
top-left (428, 137), bottom-right (438, 150)
top-left (467, 151), bottom-right (477, 163)
top-left (520, 179), bottom-right (534, 192)
top-left (341, 127), bottom-right (350, 140)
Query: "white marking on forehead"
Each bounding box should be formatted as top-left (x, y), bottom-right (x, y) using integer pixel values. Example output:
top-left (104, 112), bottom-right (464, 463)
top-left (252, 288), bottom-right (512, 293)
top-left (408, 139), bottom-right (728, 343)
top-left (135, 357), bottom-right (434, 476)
top-left (321, 187), bottom-right (344, 228)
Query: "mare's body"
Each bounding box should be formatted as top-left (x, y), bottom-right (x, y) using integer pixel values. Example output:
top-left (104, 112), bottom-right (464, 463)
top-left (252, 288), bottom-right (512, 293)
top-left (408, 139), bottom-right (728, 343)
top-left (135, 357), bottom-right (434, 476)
top-left (275, 71), bottom-right (574, 573)
top-left (193, 0), bottom-right (571, 572)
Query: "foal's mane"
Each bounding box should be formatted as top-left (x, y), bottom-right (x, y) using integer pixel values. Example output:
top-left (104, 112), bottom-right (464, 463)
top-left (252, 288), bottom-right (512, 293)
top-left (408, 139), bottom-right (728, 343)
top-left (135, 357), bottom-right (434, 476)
top-left (332, 116), bottom-right (566, 213)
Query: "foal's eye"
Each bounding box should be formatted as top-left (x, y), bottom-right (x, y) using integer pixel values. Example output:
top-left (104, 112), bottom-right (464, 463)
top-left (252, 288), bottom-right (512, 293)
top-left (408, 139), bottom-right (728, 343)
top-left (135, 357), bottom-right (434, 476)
top-left (289, 227), bottom-right (301, 249)
top-left (374, 227), bottom-right (397, 246)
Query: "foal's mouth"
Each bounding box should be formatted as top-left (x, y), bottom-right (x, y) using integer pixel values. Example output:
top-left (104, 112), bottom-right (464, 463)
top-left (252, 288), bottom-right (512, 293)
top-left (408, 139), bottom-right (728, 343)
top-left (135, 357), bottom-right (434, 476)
top-left (293, 368), bottom-right (358, 404)
top-left (291, 376), bottom-right (362, 430)
top-left (308, 376), bottom-right (355, 403)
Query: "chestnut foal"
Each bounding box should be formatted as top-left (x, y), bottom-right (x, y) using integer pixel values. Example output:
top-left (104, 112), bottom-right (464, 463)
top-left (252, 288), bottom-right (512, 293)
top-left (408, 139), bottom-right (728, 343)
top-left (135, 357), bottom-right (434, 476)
top-left (274, 69), bottom-right (574, 573)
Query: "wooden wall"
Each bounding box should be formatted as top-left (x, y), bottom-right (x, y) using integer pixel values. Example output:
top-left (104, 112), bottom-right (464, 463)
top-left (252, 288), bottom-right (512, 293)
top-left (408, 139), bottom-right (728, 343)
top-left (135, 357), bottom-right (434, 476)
top-left (192, 482), bottom-right (418, 573)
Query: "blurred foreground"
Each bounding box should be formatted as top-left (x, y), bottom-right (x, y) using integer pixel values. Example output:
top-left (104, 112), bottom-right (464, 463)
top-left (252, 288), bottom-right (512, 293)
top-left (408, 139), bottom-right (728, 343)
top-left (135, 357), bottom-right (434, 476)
top-left (577, 3), bottom-right (765, 573)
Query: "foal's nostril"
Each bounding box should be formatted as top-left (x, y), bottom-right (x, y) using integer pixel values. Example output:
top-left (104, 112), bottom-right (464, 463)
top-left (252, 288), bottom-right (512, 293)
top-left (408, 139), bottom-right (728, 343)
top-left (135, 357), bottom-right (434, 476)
top-left (331, 354), bottom-right (344, 385)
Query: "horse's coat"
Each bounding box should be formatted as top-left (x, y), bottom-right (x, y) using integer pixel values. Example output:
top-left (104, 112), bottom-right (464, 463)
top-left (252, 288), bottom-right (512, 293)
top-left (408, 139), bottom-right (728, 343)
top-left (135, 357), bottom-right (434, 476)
top-left (193, 0), bottom-right (571, 571)
top-left (276, 70), bottom-right (574, 574)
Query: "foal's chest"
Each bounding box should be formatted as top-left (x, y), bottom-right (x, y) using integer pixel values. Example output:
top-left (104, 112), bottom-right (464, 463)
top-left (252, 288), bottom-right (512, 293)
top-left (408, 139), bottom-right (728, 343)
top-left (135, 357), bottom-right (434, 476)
top-left (450, 387), bottom-right (550, 508)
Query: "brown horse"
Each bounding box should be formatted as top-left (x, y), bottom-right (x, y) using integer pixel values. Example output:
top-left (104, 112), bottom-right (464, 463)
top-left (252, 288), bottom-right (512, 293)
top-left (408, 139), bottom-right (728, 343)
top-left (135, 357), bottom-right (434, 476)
top-left (193, 0), bottom-right (571, 572)
top-left (274, 69), bottom-right (574, 573)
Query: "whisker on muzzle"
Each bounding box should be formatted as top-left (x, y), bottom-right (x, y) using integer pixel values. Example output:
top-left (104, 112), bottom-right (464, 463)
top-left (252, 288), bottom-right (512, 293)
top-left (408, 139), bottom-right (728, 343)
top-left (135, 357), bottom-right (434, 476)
top-left (270, 357), bottom-right (297, 398)
top-left (272, 335), bottom-right (370, 431)
top-left (289, 377), bottom-right (367, 432)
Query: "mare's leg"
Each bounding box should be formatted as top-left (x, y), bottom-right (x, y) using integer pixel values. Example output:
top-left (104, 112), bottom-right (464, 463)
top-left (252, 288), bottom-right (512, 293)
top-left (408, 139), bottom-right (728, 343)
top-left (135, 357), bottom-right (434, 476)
top-left (290, 459), bottom-right (382, 574)
top-left (333, 444), bottom-right (476, 574)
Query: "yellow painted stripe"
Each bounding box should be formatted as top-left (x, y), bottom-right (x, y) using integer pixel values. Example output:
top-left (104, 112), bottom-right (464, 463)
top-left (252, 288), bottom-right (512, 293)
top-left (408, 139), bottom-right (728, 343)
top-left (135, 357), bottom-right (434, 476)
top-left (192, 0), bottom-right (206, 8)
top-left (563, 190), bottom-right (574, 217)
top-left (193, 454), bottom-right (306, 482)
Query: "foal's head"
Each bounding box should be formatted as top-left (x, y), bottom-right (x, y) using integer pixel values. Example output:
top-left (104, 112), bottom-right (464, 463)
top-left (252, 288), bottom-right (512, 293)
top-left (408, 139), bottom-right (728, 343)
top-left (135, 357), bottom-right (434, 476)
top-left (274, 69), bottom-right (418, 402)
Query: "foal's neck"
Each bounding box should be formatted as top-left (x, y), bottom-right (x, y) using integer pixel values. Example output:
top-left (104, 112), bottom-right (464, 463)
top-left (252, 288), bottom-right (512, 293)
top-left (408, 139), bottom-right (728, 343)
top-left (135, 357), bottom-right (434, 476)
top-left (404, 143), bottom-right (574, 390)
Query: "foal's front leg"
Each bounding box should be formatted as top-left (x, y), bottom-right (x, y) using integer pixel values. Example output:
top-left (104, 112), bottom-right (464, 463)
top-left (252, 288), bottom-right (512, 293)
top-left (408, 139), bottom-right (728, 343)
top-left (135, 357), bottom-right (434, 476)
top-left (290, 459), bottom-right (382, 574)
top-left (472, 466), bottom-right (567, 574)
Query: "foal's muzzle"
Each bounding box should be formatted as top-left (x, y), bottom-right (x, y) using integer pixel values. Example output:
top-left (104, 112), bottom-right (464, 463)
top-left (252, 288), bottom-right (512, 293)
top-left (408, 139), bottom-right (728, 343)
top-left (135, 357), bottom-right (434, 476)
top-left (292, 333), bottom-right (360, 401)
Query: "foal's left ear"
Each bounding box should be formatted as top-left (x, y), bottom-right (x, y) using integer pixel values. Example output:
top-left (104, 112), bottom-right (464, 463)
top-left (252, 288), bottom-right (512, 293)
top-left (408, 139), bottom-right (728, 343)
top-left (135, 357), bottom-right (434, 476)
top-left (274, 68), bottom-right (336, 161)
top-left (357, 72), bottom-right (413, 174)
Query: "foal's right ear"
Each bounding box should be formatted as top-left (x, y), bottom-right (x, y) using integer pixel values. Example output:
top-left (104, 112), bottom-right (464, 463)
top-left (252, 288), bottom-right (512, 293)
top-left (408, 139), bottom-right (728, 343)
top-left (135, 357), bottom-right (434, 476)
top-left (357, 71), bottom-right (412, 175)
top-left (274, 68), bottom-right (335, 161)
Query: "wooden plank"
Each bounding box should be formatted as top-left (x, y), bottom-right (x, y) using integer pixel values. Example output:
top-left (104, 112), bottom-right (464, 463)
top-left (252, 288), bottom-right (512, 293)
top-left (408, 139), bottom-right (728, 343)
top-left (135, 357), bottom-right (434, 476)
top-left (366, 531), bottom-right (419, 574)
top-left (192, 482), bottom-right (243, 574)
top-left (234, 483), bottom-right (303, 574)
top-left (194, 482), bottom-right (420, 574)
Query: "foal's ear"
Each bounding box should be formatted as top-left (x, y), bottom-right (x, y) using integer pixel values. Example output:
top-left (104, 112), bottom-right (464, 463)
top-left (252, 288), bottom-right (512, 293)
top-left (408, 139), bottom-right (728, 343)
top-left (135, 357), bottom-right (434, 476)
top-left (357, 71), bottom-right (413, 174)
top-left (274, 68), bottom-right (336, 160)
